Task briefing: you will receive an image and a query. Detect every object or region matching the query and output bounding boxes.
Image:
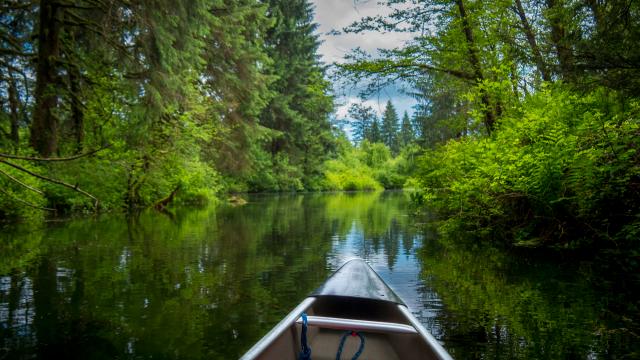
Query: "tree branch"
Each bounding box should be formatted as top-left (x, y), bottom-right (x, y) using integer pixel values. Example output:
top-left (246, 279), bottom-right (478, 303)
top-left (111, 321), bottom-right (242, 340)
top-left (0, 160), bottom-right (99, 208)
top-left (0, 167), bottom-right (44, 195)
top-left (0, 48), bottom-right (35, 57)
top-left (414, 63), bottom-right (475, 81)
top-left (0, 187), bottom-right (55, 212)
top-left (341, 59), bottom-right (476, 81)
top-left (0, 28), bottom-right (26, 51)
top-left (0, 145), bottom-right (109, 161)
top-left (58, 3), bottom-right (97, 10)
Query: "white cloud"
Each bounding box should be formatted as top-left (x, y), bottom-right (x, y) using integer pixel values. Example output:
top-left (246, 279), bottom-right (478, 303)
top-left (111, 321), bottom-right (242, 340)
top-left (310, 0), bottom-right (418, 120)
top-left (311, 0), bottom-right (414, 64)
top-left (335, 97), bottom-right (384, 119)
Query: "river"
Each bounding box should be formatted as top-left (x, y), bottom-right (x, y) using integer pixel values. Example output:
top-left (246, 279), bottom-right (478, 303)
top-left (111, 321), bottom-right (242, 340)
top-left (1, 192), bottom-right (637, 359)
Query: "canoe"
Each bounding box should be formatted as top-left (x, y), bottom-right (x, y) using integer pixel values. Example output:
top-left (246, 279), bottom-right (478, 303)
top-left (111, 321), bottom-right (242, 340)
top-left (240, 258), bottom-right (453, 360)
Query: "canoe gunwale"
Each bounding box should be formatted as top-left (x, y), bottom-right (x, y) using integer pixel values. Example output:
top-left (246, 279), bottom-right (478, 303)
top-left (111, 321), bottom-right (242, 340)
top-left (397, 304), bottom-right (453, 360)
top-left (294, 315), bottom-right (418, 334)
top-left (239, 297), bottom-right (316, 360)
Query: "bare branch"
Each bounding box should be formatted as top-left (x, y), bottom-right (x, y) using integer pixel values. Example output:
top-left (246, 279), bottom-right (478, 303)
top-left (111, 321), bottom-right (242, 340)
top-left (0, 160), bottom-right (100, 208)
top-left (0, 167), bottom-right (44, 195)
top-left (0, 187), bottom-right (55, 212)
top-left (0, 145), bottom-right (109, 161)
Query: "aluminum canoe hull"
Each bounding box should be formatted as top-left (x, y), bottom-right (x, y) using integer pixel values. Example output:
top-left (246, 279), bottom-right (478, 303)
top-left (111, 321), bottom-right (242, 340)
top-left (240, 259), bottom-right (453, 360)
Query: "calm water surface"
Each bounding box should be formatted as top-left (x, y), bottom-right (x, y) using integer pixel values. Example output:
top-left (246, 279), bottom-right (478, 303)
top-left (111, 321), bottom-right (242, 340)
top-left (1, 192), bottom-right (638, 359)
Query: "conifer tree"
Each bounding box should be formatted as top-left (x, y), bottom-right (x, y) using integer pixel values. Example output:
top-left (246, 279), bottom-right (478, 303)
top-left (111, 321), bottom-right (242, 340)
top-left (258, 0), bottom-right (334, 189)
top-left (381, 101), bottom-right (399, 153)
top-left (369, 117), bottom-right (382, 144)
top-left (348, 103), bottom-right (375, 145)
top-left (399, 111), bottom-right (414, 148)
top-left (204, 0), bottom-right (274, 177)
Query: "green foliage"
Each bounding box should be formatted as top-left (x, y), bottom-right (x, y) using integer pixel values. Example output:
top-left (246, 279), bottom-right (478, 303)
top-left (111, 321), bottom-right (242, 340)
top-left (347, 103), bottom-right (377, 145)
top-left (336, 0), bottom-right (640, 255)
top-left (0, 0), bottom-right (338, 220)
top-left (0, 162), bottom-right (49, 220)
top-left (414, 85), bottom-right (640, 249)
top-left (360, 141), bottom-right (390, 167)
top-left (321, 138), bottom-right (421, 191)
top-left (322, 157), bottom-right (382, 191)
top-left (247, 151), bottom-right (305, 192)
top-left (399, 111), bottom-right (414, 148)
top-left (381, 101), bottom-right (399, 154)
top-left (253, 0), bottom-right (335, 192)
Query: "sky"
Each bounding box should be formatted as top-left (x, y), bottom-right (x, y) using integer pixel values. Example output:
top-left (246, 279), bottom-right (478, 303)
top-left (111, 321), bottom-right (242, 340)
top-left (309, 0), bottom-right (417, 121)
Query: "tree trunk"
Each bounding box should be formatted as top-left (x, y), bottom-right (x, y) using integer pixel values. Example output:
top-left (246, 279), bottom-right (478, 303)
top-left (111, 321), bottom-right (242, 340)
top-left (154, 185), bottom-right (180, 210)
top-left (455, 0), bottom-right (495, 133)
top-left (8, 71), bottom-right (20, 148)
top-left (514, 0), bottom-right (551, 82)
top-left (30, 0), bottom-right (62, 157)
top-left (69, 67), bottom-right (84, 153)
top-left (546, 0), bottom-right (575, 81)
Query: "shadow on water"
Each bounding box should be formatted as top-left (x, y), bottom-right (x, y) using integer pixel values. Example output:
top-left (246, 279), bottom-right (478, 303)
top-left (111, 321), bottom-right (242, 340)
top-left (0, 192), bottom-right (638, 359)
top-left (420, 229), bottom-right (640, 359)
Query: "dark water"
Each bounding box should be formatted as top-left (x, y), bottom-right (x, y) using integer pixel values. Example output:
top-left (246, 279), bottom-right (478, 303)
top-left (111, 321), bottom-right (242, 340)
top-left (0, 192), bottom-right (638, 359)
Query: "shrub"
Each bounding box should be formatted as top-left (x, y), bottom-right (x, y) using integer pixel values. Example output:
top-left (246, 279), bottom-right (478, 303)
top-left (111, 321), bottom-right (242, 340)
top-left (414, 86), bottom-right (640, 249)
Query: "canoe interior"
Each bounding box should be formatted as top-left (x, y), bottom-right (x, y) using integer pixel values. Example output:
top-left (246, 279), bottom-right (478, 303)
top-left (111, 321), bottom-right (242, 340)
top-left (256, 296), bottom-right (443, 360)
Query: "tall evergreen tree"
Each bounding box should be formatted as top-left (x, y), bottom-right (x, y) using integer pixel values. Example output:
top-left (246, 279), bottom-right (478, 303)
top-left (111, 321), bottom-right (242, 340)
top-left (381, 101), bottom-right (399, 153)
top-left (369, 116), bottom-right (382, 144)
top-left (348, 103), bottom-right (375, 145)
top-left (204, 0), bottom-right (274, 178)
top-left (21, 0), bottom-right (216, 157)
top-left (399, 111), bottom-right (414, 148)
top-left (0, 0), bottom-right (282, 211)
top-left (258, 0), bottom-right (334, 189)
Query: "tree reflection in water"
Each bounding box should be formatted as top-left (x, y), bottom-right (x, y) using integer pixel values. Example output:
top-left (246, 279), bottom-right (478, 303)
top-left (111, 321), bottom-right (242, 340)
top-left (1, 192), bottom-right (638, 359)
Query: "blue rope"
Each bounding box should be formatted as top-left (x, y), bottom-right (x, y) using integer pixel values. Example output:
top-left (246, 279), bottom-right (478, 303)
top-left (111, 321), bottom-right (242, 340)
top-left (335, 331), bottom-right (365, 360)
top-left (298, 312), bottom-right (312, 360)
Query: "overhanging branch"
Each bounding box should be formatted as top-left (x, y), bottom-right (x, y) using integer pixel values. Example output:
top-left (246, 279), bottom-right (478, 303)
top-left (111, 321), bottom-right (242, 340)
top-left (0, 159), bottom-right (100, 209)
top-left (340, 59), bottom-right (476, 82)
top-left (0, 167), bottom-right (44, 195)
top-left (0, 145), bottom-right (109, 161)
top-left (0, 187), bottom-right (55, 212)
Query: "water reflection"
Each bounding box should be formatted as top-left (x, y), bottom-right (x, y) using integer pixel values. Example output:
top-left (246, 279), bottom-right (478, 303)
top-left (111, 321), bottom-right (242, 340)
top-left (420, 233), bottom-right (640, 359)
top-left (0, 192), bottom-right (637, 359)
